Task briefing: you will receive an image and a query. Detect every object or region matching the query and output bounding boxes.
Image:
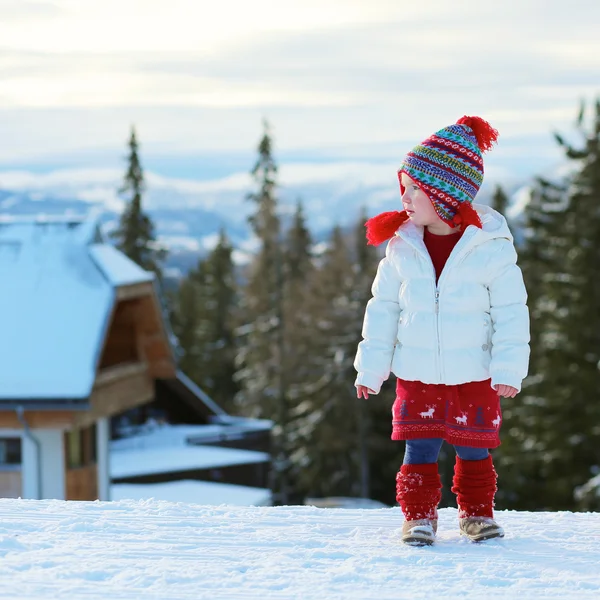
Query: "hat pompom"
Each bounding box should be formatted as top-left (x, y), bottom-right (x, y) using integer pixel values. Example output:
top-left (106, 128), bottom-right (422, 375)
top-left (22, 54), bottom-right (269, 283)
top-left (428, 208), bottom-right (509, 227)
top-left (365, 210), bottom-right (409, 246)
top-left (456, 115), bottom-right (498, 153)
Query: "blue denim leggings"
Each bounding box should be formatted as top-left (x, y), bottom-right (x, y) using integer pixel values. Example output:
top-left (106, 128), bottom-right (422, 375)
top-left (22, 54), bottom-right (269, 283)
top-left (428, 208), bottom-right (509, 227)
top-left (403, 438), bottom-right (489, 464)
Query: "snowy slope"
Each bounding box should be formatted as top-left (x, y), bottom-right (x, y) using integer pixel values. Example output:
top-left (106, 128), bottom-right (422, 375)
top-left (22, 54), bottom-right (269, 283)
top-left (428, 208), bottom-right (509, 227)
top-left (0, 500), bottom-right (598, 599)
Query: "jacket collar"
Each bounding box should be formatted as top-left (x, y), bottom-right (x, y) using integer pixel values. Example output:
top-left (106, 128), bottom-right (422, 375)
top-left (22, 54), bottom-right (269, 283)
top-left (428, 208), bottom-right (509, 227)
top-left (394, 204), bottom-right (512, 258)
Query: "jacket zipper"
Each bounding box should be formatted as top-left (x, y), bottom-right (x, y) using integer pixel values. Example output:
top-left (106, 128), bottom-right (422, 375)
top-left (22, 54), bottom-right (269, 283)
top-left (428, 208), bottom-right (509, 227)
top-left (431, 230), bottom-right (478, 382)
top-left (434, 289), bottom-right (441, 380)
top-left (399, 227), bottom-right (479, 384)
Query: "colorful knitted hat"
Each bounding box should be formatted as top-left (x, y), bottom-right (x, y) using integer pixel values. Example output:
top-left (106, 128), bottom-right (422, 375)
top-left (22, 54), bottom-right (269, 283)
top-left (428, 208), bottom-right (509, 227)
top-left (365, 116), bottom-right (498, 246)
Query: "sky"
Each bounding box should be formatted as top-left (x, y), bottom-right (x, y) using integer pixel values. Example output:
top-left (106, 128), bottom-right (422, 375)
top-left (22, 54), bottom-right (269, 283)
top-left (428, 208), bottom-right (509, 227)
top-left (0, 0), bottom-right (599, 180)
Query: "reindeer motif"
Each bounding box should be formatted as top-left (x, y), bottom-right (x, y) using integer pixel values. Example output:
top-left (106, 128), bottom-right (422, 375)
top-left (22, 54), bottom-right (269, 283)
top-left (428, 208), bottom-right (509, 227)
top-left (454, 413), bottom-right (468, 425)
top-left (419, 406), bottom-right (435, 419)
top-left (492, 413), bottom-right (501, 428)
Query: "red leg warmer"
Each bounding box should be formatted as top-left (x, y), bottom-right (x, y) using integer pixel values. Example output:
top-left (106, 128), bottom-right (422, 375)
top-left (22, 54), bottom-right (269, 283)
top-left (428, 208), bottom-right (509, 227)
top-left (451, 456), bottom-right (497, 518)
top-left (395, 463), bottom-right (442, 521)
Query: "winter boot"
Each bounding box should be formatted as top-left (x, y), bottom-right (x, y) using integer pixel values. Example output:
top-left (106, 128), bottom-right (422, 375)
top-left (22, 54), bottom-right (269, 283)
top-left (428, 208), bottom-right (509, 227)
top-left (401, 518), bottom-right (438, 546)
top-left (451, 455), bottom-right (504, 542)
top-left (458, 517), bottom-right (504, 542)
top-left (396, 463), bottom-right (442, 546)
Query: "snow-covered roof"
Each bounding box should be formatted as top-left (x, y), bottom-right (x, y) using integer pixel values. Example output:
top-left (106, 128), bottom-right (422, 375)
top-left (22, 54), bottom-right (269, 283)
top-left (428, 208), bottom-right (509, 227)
top-left (110, 444), bottom-right (270, 479)
top-left (89, 244), bottom-right (153, 287)
top-left (111, 480), bottom-right (271, 506)
top-left (112, 421), bottom-right (272, 454)
top-left (0, 214), bottom-right (155, 401)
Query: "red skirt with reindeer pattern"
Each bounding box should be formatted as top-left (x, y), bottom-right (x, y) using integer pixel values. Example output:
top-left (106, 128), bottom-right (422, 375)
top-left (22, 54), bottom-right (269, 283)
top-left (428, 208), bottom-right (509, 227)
top-left (391, 378), bottom-right (502, 448)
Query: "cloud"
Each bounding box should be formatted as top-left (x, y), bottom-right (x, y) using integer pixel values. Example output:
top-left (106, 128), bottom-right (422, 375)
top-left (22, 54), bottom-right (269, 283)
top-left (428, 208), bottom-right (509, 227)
top-left (0, 0), bottom-right (597, 179)
top-left (0, 1), bottom-right (63, 21)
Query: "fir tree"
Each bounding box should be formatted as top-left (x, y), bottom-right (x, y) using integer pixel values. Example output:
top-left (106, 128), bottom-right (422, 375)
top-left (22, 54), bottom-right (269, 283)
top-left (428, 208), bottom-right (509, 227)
top-left (170, 263), bottom-right (205, 382)
top-left (497, 99), bottom-right (600, 511)
top-left (170, 229), bottom-right (238, 412)
top-left (112, 127), bottom-right (165, 278)
top-left (282, 201), bottom-right (317, 399)
top-left (491, 184), bottom-right (510, 215)
top-left (353, 207), bottom-right (380, 499)
top-left (235, 121), bottom-right (290, 502)
top-left (285, 201), bottom-right (312, 282)
top-left (292, 224), bottom-right (369, 499)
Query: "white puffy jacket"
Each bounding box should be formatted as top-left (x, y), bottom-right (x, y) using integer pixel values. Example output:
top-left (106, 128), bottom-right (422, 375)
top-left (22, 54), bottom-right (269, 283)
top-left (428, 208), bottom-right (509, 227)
top-left (354, 204), bottom-right (530, 394)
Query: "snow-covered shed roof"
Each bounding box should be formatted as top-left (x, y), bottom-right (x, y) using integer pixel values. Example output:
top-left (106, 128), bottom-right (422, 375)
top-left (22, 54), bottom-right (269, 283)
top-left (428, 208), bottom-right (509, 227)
top-left (111, 480), bottom-right (272, 506)
top-left (0, 214), bottom-right (155, 404)
top-left (111, 444), bottom-right (271, 480)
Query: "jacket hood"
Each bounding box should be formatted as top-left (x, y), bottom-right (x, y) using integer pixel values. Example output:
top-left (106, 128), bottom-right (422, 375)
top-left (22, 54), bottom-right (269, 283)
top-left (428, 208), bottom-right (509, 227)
top-left (475, 204), bottom-right (513, 242)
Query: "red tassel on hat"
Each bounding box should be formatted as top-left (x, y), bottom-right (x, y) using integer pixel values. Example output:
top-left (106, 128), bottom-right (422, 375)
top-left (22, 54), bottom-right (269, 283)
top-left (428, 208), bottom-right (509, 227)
top-left (365, 210), bottom-right (409, 246)
top-left (456, 116), bottom-right (499, 153)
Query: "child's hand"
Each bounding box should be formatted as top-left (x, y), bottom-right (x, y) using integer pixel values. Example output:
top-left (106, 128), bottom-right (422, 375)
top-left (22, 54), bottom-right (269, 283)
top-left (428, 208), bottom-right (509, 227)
top-left (494, 384), bottom-right (518, 398)
top-left (356, 385), bottom-right (375, 399)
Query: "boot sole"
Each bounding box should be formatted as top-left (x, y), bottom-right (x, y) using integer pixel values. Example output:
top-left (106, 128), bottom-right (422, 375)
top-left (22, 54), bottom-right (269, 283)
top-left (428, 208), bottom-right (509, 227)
top-left (402, 535), bottom-right (435, 546)
top-left (460, 529), bottom-right (504, 543)
top-left (402, 527), bottom-right (436, 546)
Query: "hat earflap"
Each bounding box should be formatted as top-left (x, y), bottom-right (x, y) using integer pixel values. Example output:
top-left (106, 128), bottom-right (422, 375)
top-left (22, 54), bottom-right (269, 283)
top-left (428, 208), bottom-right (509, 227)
top-left (365, 210), bottom-right (410, 246)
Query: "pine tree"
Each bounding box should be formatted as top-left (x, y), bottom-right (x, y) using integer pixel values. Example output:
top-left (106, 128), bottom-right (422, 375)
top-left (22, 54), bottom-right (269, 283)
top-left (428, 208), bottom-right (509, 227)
top-left (170, 262), bottom-right (206, 382)
top-left (497, 99), bottom-right (600, 511)
top-left (290, 222), bottom-right (378, 500)
top-left (491, 184), bottom-right (509, 216)
top-left (282, 201), bottom-right (316, 399)
top-left (279, 201), bottom-right (323, 497)
top-left (204, 230), bottom-right (238, 410)
top-left (112, 127), bottom-right (165, 278)
top-left (352, 207), bottom-right (380, 499)
top-left (235, 121), bottom-right (290, 502)
top-left (285, 201), bottom-right (312, 282)
top-left (170, 229), bottom-right (238, 412)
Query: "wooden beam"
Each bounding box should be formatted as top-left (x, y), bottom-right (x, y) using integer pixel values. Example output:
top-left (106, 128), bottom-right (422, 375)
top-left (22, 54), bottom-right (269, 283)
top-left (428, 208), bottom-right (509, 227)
top-left (72, 369), bottom-right (154, 429)
top-left (0, 411), bottom-right (76, 429)
top-left (95, 362), bottom-right (147, 387)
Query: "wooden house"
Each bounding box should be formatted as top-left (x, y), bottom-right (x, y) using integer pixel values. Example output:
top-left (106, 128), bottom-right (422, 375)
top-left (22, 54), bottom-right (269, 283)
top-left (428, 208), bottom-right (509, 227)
top-left (0, 215), bottom-right (271, 502)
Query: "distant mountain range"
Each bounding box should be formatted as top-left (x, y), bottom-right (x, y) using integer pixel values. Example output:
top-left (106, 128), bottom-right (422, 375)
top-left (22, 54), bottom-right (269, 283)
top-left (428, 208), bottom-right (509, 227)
top-left (0, 163), bottom-right (539, 278)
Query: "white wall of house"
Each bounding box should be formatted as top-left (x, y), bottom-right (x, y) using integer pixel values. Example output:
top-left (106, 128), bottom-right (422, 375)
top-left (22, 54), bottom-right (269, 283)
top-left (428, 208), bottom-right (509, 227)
top-left (96, 418), bottom-right (110, 501)
top-left (21, 430), bottom-right (39, 499)
top-left (38, 430), bottom-right (65, 500)
top-left (22, 429), bottom-right (65, 500)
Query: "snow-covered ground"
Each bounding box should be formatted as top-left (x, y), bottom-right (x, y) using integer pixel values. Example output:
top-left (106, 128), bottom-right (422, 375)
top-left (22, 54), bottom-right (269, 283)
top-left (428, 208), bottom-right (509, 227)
top-left (0, 500), bottom-right (598, 599)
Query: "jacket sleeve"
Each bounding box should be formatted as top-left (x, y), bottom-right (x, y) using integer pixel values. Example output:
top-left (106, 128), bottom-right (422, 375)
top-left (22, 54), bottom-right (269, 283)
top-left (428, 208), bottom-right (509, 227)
top-left (354, 238), bottom-right (402, 394)
top-left (487, 238), bottom-right (530, 392)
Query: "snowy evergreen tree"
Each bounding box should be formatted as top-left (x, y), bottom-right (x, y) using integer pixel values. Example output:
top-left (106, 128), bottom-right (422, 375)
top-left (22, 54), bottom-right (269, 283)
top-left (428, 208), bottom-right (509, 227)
top-left (491, 184), bottom-right (510, 216)
top-left (289, 215), bottom-right (386, 501)
top-left (497, 100), bottom-right (600, 511)
top-left (235, 121), bottom-right (292, 502)
top-left (352, 208), bottom-right (380, 499)
top-left (112, 127), bottom-right (165, 279)
top-left (290, 226), bottom-right (358, 498)
top-left (170, 229), bottom-right (238, 412)
top-left (201, 229), bottom-right (239, 411)
top-left (170, 262), bottom-right (206, 383)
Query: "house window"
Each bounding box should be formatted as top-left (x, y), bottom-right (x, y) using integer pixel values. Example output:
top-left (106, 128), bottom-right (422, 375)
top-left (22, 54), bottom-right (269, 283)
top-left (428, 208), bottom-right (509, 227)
top-left (65, 425), bottom-right (97, 468)
top-left (66, 430), bottom-right (83, 468)
top-left (0, 438), bottom-right (22, 465)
